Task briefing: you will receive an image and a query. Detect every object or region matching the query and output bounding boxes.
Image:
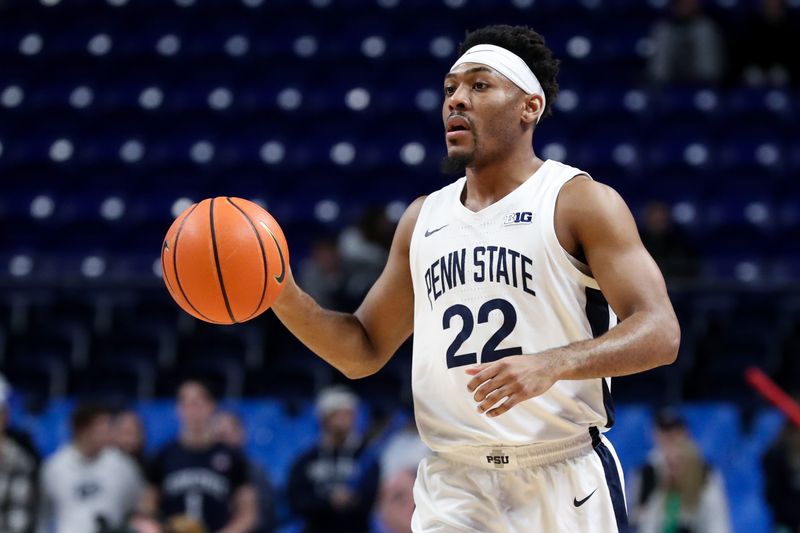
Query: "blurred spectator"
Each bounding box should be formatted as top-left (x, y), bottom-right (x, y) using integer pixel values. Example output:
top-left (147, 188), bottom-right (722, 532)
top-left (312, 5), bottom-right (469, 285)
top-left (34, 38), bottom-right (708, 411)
top-left (143, 381), bottom-right (257, 533)
top-left (762, 420), bottom-right (800, 531)
top-left (0, 376), bottom-right (40, 467)
top-left (113, 410), bottom-right (146, 472)
top-left (339, 207), bottom-right (394, 305)
top-left (213, 411), bottom-right (275, 533)
top-left (299, 234), bottom-right (347, 310)
top-left (730, 0), bottom-right (799, 86)
top-left (640, 201), bottom-right (698, 281)
top-left (375, 422), bottom-right (429, 533)
top-left (38, 404), bottom-right (143, 533)
top-left (376, 470), bottom-right (415, 533)
top-left (648, 0), bottom-right (725, 84)
top-left (287, 386), bottom-right (379, 533)
top-left (630, 409), bottom-right (731, 533)
top-left (0, 378), bottom-right (38, 533)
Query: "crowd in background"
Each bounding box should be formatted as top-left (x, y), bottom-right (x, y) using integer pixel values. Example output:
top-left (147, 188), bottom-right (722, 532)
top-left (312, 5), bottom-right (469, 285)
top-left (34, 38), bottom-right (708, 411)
top-left (648, 0), bottom-right (799, 87)
top-left (3, 373), bottom-right (800, 533)
top-left (0, 376), bottom-right (433, 533)
top-left (0, 0), bottom-right (799, 532)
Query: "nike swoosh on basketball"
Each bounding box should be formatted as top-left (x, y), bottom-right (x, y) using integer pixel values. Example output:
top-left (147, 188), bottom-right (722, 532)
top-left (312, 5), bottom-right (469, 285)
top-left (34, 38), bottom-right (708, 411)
top-left (259, 221), bottom-right (286, 283)
top-left (573, 488), bottom-right (597, 507)
top-left (425, 224), bottom-right (448, 237)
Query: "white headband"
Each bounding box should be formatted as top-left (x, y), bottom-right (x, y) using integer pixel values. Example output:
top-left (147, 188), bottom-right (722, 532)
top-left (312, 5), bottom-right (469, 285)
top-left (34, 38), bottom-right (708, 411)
top-left (450, 44), bottom-right (546, 122)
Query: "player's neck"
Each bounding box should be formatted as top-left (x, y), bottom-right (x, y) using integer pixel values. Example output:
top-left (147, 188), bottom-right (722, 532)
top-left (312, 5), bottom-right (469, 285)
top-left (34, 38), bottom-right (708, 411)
top-left (464, 148), bottom-right (543, 209)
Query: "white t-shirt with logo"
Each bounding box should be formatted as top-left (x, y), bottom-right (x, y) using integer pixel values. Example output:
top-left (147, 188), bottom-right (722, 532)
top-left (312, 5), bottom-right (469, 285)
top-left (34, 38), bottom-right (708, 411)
top-left (38, 445), bottom-right (143, 533)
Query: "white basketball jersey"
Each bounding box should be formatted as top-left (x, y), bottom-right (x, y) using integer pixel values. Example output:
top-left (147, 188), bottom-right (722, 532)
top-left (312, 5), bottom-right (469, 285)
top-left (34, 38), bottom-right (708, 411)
top-left (409, 159), bottom-right (617, 452)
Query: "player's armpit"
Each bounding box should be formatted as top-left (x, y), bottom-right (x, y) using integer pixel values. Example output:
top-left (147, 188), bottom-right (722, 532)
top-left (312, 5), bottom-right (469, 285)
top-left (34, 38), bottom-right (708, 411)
top-left (557, 178), bottom-right (680, 370)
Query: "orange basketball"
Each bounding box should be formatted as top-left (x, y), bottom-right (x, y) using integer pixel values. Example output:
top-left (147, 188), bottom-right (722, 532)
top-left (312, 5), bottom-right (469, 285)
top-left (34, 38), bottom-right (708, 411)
top-left (160, 197), bottom-right (289, 324)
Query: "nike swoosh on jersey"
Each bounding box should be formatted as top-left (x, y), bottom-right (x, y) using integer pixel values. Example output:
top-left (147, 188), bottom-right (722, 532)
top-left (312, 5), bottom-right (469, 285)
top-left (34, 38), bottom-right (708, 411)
top-left (260, 221), bottom-right (286, 283)
top-left (424, 224), bottom-right (448, 237)
top-left (573, 488), bottom-right (597, 507)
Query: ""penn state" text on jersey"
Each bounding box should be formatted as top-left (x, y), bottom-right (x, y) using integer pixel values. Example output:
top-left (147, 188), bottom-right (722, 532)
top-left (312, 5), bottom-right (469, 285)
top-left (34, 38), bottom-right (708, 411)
top-left (424, 245), bottom-right (536, 307)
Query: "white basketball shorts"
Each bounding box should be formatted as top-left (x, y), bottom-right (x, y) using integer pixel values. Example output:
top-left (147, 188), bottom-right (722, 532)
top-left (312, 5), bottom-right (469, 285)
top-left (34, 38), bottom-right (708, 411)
top-left (411, 428), bottom-right (628, 532)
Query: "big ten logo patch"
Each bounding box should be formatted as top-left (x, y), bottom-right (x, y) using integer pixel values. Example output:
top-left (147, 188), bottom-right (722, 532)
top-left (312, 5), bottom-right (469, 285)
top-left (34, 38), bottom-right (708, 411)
top-left (503, 212), bottom-right (533, 226)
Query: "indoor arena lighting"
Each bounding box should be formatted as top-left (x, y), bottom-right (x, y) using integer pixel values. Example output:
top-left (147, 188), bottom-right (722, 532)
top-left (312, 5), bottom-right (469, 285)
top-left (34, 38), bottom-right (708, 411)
top-left (49, 139), bottom-right (74, 162)
top-left (430, 37), bottom-right (454, 59)
top-left (259, 141), bottom-right (285, 165)
top-left (361, 36), bottom-right (386, 58)
top-left (120, 140), bottom-right (145, 163)
top-left (225, 35), bottom-right (249, 57)
top-left (345, 88), bottom-right (370, 111)
top-left (330, 142), bottom-right (355, 165)
top-left (9, 255), bottom-right (33, 277)
top-left (400, 142), bottom-right (425, 166)
top-left (19, 33), bottom-right (43, 56)
top-left (190, 141), bottom-right (215, 163)
top-left (293, 35), bottom-right (318, 58)
top-left (277, 88), bottom-right (302, 111)
top-left (208, 88), bottom-right (233, 110)
top-left (69, 86), bottom-right (94, 109)
top-left (156, 34), bottom-right (181, 56)
top-left (171, 198), bottom-right (193, 218)
top-left (30, 195), bottom-right (55, 219)
top-left (314, 200), bottom-right (340, 222)
top-left (1, 85), bottom-right (24, 108)
top-left (139, 87), bottom-right (163, 109)
top-left (542, 142), bottom-right (567, 162)
top-left (87, 33), bottom-right (113, 56)
top-left (100, 197), bottom-right (125, 220)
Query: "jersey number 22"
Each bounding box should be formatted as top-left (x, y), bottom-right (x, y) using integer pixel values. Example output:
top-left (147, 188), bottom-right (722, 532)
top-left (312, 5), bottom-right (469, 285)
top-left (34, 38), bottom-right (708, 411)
top-left (443, 298), bottom-right (522, 368)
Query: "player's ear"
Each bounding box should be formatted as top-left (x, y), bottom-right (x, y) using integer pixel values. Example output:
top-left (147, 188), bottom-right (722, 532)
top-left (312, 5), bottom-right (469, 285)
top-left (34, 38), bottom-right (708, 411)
top-left (521, 94), bottom-right (543, 125)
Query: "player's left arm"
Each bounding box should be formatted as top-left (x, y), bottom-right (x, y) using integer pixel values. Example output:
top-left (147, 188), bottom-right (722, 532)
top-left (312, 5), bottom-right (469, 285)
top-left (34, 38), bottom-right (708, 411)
top-left (216, 484), bottom-right (258, 533)
top-left (467, 177), bottom-right (680, 416)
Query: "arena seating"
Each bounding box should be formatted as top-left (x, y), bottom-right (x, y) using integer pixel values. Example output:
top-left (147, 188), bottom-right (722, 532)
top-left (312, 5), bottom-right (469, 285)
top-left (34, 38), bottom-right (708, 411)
top-left (1, 0), bottom-right (798, 530)
top-left (5, 397), bottom-right (786, 533)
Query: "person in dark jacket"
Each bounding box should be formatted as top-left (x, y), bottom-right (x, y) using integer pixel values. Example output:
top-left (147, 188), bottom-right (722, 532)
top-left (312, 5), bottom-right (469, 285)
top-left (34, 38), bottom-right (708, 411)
top-left (213, 411), bottom-right (275, 533)
top-left (287, 387), bottom-right (379, 533)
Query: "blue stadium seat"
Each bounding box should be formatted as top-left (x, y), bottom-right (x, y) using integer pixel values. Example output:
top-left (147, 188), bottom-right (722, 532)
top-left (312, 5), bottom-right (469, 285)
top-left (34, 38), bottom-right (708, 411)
top-left (138, 400), bottom-right (179, 453)
top-left (683, 403), bottom-right (741, 467)
top-left (745, 409), bottom-right (786, 458)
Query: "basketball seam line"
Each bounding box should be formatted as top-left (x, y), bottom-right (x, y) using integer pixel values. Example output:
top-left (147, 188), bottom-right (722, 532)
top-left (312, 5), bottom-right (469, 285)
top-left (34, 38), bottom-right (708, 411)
top-left (226, 197), bottom-right (268, 321)
top-left (209, 197), bottom-right (237, 324)
top-left (172, 203), bottom-right (223, 324)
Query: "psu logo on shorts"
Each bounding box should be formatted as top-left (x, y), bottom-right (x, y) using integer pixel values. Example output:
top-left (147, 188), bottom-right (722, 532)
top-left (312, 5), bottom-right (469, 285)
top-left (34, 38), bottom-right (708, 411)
top-left (486, 449), bottom-right (510, 469)
top-left (503, 212), bottom-right (533, 225)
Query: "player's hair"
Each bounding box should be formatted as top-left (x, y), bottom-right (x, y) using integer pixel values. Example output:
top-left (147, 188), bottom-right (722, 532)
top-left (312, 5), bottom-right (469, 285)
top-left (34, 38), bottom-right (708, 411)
top-left (70, 403), bottom-right (112, 435)
top-left (459, 25), bottom-right (560, 120)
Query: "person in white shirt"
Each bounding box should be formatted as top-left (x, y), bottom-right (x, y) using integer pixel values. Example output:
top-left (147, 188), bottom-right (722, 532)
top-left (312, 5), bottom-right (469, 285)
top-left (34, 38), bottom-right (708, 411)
top-left (38, 404), bottom-right (143, 533)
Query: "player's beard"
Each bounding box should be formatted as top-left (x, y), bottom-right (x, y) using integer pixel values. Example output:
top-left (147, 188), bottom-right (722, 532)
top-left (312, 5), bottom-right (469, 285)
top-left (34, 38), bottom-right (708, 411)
top-left (441, 151), bottom-right (474, 176)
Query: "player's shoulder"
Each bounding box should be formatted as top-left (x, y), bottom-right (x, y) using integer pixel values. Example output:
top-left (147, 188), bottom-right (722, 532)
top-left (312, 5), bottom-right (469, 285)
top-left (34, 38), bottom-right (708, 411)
top-left (392, 195), bottom-right (428, 246)
top-left (558, 171), bottom-right (629, 217)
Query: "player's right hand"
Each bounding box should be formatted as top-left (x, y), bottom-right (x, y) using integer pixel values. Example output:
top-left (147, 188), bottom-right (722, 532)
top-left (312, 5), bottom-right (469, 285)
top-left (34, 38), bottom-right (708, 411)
top-left (464, 355), bottom-right (559, 417)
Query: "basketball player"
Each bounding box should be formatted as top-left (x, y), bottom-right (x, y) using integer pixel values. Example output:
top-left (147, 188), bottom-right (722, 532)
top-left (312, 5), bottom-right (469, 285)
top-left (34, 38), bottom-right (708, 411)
top-left (272, 25), bottom-right (680, 532)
